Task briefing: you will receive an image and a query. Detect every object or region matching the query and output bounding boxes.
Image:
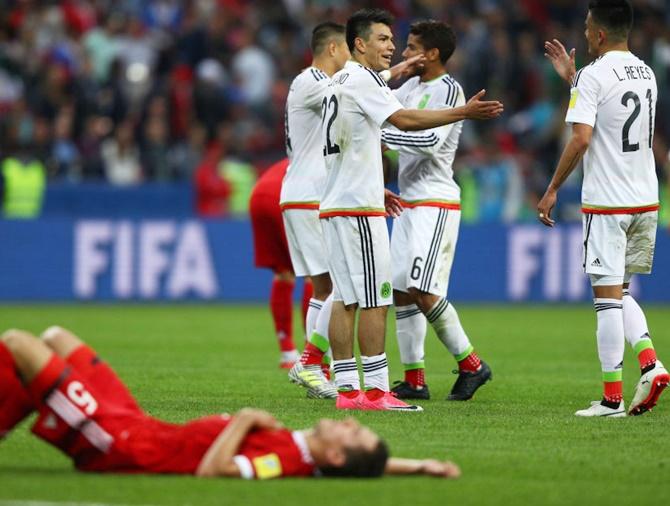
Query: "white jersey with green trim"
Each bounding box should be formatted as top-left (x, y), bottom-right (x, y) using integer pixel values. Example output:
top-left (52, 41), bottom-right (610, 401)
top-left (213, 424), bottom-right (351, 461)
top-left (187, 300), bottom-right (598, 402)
top-left (566, 50), bottom-right (658, 214)
top-left (381, 74), bottom-right (465, 208)
top-left (280, 66), bottom-right (331, 209)
top-left (319, 60), bottom-right (403, 218)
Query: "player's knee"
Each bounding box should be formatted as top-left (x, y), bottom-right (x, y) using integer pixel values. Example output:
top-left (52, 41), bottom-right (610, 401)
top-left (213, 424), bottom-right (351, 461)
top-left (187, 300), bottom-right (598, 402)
top-left (40, 326), bottom-right (81, 355)
top-left (408, 289), bottom-right (438, 312)
top-left (1, 329), bottom-right (35, 355)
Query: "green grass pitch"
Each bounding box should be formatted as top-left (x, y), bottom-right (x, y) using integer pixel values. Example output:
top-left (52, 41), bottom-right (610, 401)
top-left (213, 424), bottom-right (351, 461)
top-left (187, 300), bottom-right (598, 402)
top-left (0, 304), bottom-right (669, 506)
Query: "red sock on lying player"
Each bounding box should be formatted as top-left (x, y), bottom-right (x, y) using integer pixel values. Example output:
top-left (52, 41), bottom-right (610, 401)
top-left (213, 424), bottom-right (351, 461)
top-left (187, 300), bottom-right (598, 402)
top-left (0, 342), bottom-right (34, 438)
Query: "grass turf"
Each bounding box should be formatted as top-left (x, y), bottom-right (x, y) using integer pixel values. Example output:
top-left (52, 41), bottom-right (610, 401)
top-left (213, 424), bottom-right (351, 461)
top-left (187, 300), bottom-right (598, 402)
top-left (0, 304), bottom-right (669, 506)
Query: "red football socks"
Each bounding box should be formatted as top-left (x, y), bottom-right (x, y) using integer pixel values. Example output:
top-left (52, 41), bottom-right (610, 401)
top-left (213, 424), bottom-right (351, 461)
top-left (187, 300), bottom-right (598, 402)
top-left (0, 342), bottom-right (34, 437)
top-left (603, 381), bottom-right (623, 404)
top-left (300, 342), bottom-right (325, 366)
top-left (405, 368), bottom-right (425, 388)
top-left (458, 351), bottom-right (482, 373)
top-left (270, 278), bottom-right (296, 353)
top-left (638, 347), bottom-right (657, 371)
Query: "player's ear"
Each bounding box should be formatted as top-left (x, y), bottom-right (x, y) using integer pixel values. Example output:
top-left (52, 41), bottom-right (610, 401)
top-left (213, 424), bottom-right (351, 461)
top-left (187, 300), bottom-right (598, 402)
top-left (325, 446), bottom-right (346, 468)
top-left (354, 36), bottom-right (366, 55)
top-left (427, 47), bottom-right (440, 62)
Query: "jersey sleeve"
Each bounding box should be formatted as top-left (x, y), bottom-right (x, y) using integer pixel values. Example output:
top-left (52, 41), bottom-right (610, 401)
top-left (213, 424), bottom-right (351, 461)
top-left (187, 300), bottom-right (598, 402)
top-left (355, 73), bottom-right (404, 127)
top-left (302, 77), bottom-right (330, 110)
top-left (565, 67), bottom-right (600, 127)
top-left (381, 85), bottom-right (464, 156)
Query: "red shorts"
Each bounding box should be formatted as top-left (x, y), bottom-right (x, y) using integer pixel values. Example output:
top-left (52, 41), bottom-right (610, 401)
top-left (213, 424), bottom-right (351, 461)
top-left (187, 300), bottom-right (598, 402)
top-left (27, 347), bottom-right (229, 474)
top-left (249, 191), bottom-right (293, 272)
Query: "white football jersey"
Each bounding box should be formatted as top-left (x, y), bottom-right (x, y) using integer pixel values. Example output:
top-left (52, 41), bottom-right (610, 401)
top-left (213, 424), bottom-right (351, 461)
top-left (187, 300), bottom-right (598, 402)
top-left (280, 67), bottom-right (331, 210)
top-left (319, 60), bottom-right (403, 217)
top-left (566, 50), bottom-right (659, 213)
top-left (382, 74), bottom-right (464, 209)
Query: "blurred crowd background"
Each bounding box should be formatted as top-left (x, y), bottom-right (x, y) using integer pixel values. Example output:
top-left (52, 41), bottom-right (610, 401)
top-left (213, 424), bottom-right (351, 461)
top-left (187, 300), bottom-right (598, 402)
top-left (0, 0), bottom-right (669, 222)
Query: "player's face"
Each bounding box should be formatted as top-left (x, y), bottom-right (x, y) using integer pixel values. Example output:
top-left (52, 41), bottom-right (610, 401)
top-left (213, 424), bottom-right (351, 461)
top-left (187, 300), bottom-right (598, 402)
top-left (361, 22), bottom-right (395, 71)
top-left (314, 417), bottom-right (379, 453)
top-left (402, 33), bottom-right (427, 76)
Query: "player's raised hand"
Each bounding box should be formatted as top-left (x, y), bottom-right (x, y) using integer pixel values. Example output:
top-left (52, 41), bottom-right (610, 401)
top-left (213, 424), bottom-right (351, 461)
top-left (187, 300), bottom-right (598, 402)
top-left (420, 459), bottom-right (462, 479)
top-left (464, 90), bottom-right (504, 120)
top-left (537, 189), bottom-right (557, 227)
top-left (544, 39), bottom-right (576, 85)
top-left (388, 54), bottom-right (426, 80)
top-left (384, 188), bottom-right (403, 218)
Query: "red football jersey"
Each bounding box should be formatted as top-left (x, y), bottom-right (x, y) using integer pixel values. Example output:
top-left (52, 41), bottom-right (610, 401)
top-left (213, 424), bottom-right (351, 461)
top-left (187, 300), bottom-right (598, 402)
top-left (28, 353), bottom-right (316, 479)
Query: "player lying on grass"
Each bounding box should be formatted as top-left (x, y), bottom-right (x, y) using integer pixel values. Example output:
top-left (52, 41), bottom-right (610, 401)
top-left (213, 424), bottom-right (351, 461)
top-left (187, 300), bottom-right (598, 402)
top-left (0, 327), bottom-right (460, 479)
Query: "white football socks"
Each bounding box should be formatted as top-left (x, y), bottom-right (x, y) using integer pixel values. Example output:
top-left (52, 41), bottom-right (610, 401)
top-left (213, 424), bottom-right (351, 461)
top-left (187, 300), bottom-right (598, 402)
top-left (594, 298), bottom-right (625, 372)
top-left (361, 353), bottom-right (389, 392)
top-left (426, 298), bottom-right (471, 358)
top-left (395, 304), bottom-right (427, 368)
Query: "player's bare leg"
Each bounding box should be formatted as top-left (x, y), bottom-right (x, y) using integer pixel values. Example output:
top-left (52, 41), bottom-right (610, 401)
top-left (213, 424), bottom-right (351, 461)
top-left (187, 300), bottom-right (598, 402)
top-left (1, 330), bottom-right (52, 382)
top-left (622, 281), bottom-right (670, 415)
top-left (40, 326), bottom-right (83, 358)
top-left (330, 301), bottom-right (361, 408)
top-left (356, 305), bottom-right (422, 412)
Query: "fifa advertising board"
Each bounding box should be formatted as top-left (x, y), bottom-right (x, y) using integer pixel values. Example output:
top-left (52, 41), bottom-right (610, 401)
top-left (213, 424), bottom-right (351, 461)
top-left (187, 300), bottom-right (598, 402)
top-left (0, 219), bottom-right (668, 302)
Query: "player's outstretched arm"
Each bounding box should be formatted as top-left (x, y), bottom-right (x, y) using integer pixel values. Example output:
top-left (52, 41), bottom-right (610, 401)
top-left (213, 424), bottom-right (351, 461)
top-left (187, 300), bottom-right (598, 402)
top-left (385, 457), bottom-right (461, 479)
top-left (196, 408), bottom-right (282, 477)
top-left (537, 123), bottom-right (592, 227)
top-left (383, 54), bottom-right (426, 82)
top-left (544, 39), bottom-right (576, 85)
top-left (386, 90), bottom-right (503, 131)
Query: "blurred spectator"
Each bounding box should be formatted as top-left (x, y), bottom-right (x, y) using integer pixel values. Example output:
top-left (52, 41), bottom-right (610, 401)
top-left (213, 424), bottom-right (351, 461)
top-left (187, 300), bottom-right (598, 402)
top-left (0, 138), bottom-right (46, 219)
top-left (0, 0), bottom-right (666, 222)
top-left (49, 107), bottom-right (81, 180)
top-left (101, 118), bottom-right (142, 185)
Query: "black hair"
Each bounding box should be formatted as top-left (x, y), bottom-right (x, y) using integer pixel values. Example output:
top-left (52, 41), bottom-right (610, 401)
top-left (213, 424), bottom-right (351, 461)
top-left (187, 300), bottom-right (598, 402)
top-left (319, 439), bottom-right (389, 478)
top-left (311, 22), bottom-right (346, 55)
top-left (588, 0), bottom-right (633, 41)
top-left (409, 20), bottom-right (456, 65)
top-left (346, 8), bottom-right (395, 53)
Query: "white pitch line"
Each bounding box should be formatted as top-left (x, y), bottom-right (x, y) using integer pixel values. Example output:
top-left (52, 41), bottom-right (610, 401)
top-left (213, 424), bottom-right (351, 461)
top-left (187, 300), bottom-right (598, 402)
top-left (0, 501), bottom-right (157, 506)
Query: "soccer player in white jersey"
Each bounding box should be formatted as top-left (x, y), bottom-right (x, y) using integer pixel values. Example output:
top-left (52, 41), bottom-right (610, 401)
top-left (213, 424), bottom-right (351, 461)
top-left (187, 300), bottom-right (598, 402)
top-left (281, 23), bottom-right (350, 400)
top-left (381, 21), bottom-right (491, 402)
top-left (321, 8), bottom-right (503, 411)
top-left (539, 0), bottom-right (669, 417)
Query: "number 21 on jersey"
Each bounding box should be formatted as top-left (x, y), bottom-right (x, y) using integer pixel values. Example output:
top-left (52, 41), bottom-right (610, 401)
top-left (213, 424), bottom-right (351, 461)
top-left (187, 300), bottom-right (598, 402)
top-left (621, 88), bottom-right (654, 153)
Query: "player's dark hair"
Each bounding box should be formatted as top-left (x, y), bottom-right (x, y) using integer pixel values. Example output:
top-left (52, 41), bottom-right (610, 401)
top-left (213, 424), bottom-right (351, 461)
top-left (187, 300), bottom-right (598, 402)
top-left (319, 439), bottom-right (389, 478)
top-left (346, 8), bottom-right (395, 53)
top-left (311, 22), bottom-right (346, 55)
top-left (409, 20), bottom-right (456, 65)
top-left (588, 0), bottom-right (633, 41)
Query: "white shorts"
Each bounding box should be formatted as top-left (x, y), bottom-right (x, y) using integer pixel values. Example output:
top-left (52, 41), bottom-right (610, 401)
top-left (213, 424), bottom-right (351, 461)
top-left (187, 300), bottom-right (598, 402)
top-left (321, 216), bottom-right (393, 308)
top-left (391, 207), bottom-right (460, 296)
top-left (583, 211), bottom-right (657, 278)
top-left (282, 209), bottom-right (329, 277)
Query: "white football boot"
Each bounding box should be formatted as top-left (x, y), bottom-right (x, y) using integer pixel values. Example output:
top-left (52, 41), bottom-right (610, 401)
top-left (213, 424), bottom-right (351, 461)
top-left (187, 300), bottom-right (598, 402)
top-left (628, 360), bottom-right (670, 416)
top-left (575, 400), bottom-right (626, 418)
top-left (288, 362), bottom-right (338, 399)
